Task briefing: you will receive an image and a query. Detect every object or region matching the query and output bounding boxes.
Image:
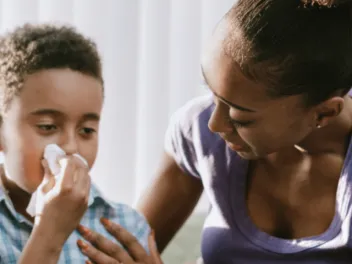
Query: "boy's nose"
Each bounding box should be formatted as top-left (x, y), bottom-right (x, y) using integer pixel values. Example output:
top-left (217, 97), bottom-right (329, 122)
top-left (58, 132), bottom-right (78, 155)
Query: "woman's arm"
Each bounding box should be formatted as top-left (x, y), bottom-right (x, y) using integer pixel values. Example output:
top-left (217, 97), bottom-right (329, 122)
top-left (136, 152), bottom-right (204, 252)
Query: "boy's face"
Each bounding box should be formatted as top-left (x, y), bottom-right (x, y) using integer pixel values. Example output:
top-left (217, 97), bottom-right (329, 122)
top-left (0, 68), bottom-right (103, 192)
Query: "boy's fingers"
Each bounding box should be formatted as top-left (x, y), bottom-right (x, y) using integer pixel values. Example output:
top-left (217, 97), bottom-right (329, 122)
top-left (73, 167), bottom-right (91, 201)
top-left (41, 177), bottom-right (56, 193)
top-left (74, 167), bottom-right (87, 186)
top-left (41, 159), bottom-right (50, 174)
top-left (40, 159), bottom-right (55, 193)
top-left (59, 156), bottom-right (77, 189)
top-left (69, 155), bottom-right (89, 184)
top-left (72, 153), bottom-right (89, 168)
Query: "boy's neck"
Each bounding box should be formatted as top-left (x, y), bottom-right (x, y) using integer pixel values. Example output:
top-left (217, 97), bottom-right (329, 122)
top-left (0, 168), bottom-right (34, 222)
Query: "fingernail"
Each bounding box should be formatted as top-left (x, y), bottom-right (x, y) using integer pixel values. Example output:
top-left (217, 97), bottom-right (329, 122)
top-left (100, 217), bottom-right (111, 227)
top-left (78, 225), bottom-right (91, 237)
top-left (150, 229), bottom-right (155, 238)
top-left (77, 239), bottom-right (89, 250)
top-left (86, 261), bottom-right (93, 264)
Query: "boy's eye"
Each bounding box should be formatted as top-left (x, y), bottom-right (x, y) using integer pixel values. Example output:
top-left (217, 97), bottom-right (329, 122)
top-left (80, 127), bottom-right (96, 135)
top-left (37, 124), bottom-right (57, 131)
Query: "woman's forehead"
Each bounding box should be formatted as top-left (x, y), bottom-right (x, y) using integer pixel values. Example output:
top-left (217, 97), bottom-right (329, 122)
top-left (201, 57), bottom-right (305, 117)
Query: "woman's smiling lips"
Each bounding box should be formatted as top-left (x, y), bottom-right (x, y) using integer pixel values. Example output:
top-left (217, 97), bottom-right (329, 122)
top-left (224, 140), bottom-right (247, 152)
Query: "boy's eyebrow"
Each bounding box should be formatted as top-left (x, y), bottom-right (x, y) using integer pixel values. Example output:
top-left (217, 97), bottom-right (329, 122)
top-left (30, 109), bottom-right (100, 121)
top-left (82, 113), bottom-right (100, 121)
top-left (30, 109), bottom-right (63, 117)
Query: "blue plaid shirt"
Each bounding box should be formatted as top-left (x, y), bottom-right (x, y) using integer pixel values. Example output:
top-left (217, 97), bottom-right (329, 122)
top-left (0, 184), bottom-right (151, 264)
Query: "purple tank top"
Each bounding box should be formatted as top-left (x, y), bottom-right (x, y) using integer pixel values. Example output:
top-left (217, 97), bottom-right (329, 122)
top-left (164, 94), bottom-right (352, 263)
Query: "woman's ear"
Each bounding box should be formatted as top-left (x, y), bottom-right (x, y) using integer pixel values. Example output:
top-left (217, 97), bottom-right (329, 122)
top-left (314, 96), bottom-right (344, 128)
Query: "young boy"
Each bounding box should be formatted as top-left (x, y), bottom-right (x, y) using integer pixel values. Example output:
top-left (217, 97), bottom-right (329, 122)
top-left (0, 24), bottom-right (150, 263)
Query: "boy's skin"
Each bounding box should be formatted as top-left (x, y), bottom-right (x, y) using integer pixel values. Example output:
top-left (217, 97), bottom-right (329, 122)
top-left (0, 24), bottom-right (161, 264)
top-left (0, 68), bottom-right (103, 263)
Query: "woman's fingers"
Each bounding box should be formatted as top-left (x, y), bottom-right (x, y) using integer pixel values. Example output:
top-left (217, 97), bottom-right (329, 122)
top-left (77, 225), bottom-right (133, 263)
top-left (77, 221), bottom-right (164, 264)
top-left (77, 239), bottom-right (120, 264)
top-left (100, 218), bottom-right (149, 261)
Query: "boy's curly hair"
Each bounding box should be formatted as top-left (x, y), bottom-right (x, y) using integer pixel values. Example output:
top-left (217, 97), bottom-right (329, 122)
top-left (0, 23), bottom-right (103, 114)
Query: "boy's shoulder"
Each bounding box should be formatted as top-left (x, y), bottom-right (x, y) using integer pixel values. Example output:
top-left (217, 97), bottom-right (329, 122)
top-left (88, 183), bottom-right (145, 219)
top-left (84, 184), bottom-right (151, 250)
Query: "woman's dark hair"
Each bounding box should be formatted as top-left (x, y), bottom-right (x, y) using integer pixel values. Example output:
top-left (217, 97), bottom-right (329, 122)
top-left (224, 0), bottom-right (352, 106)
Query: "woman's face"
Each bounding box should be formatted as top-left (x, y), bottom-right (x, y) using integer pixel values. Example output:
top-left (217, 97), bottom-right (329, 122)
top-left (201, 28), bottom-right (317, 159)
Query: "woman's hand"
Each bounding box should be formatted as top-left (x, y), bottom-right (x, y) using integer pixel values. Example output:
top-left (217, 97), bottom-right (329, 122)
top-left (77, 218), bottom-right (163, 264)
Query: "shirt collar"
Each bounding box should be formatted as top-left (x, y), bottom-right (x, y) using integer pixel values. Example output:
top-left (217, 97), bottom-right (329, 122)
top-left (0, 183), bottom-right (113, 225)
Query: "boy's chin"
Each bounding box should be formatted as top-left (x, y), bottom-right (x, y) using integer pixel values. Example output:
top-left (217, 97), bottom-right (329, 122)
top-left (22, 180), bottom-right (42, 194)
top-left (2, 175), bottom-right (40, 194)
top-left (0, 164), bottom-right (43, 196)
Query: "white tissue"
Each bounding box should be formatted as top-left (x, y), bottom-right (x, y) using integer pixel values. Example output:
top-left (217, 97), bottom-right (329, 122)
top-left (43, 144), bottom-right (65, 175)
top-left (26, 144), bottom-right (88, 217)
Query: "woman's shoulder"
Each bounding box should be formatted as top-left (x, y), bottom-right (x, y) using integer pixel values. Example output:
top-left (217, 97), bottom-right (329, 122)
top-left (169, 93), bottom-right (214, 133)
top-left (166, 94), bottom-right (230, 168)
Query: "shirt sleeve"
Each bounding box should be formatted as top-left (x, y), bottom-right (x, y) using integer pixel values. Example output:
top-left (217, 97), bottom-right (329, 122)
top-left (164, 109), bottom-right (201, 178)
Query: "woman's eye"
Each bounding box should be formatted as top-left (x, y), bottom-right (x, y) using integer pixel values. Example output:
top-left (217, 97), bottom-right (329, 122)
top-left (37, 124), bottom-right (57, 131)
top-left (229, 119), bottom-right (253, 129)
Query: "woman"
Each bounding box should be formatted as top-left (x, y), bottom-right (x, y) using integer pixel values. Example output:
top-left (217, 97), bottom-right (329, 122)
top-left (78, 0), bottom-right (352, 263)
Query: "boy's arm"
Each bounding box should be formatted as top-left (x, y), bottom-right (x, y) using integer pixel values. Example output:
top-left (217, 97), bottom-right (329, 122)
top-left (19, 155), bottom-right (91, 264)
top-left (18, 223), bottom-right (65, 264)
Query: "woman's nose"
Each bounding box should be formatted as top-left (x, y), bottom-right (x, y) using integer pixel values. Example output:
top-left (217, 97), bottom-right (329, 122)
top-left (208, 103), bottom-right (233, 134)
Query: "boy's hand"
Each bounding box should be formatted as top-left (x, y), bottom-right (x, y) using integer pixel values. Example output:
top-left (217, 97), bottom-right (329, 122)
top-left (34, 155), bottom-right (91, 246)
top-left (77, 219), bottom-right (163, 264)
